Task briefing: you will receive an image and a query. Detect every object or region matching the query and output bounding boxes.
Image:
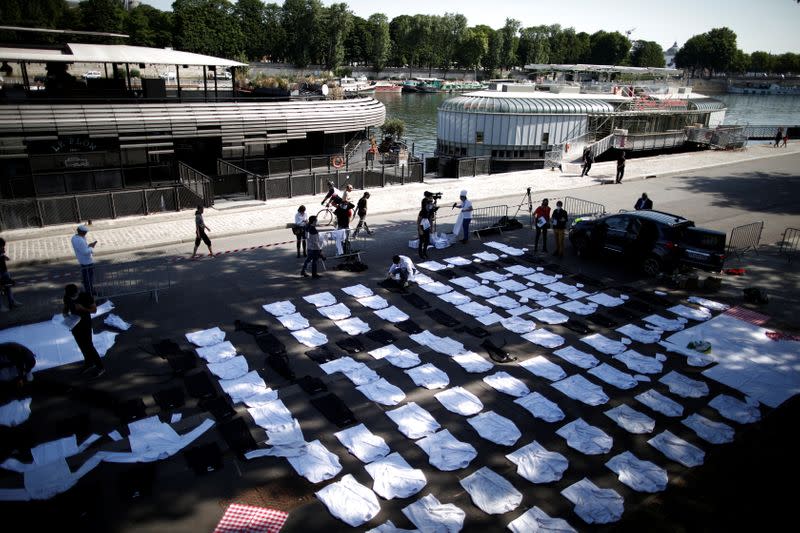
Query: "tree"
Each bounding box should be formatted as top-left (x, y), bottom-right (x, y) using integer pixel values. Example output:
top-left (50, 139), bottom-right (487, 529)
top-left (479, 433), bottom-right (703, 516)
top-left (234, 0), bottom-right (268, 61)
top-left (412, 14), bottom-right (439, 73)
top-left (281, 0), bottom-right (323, 68)
top-left (483, 27), bottom-right (504, 74)
top-left (630, 40), bottom-right (665, 67)
top-left (321, 3), bottom-right (352, 70)
top-left (588, 31), bottom-right (631, 65)
top-left (456, 27), bottom-right (488, 71)
top-left (365, 13), bottom-right (390, 73)
top-left (262, 3), bottom-right (285, 62)
top-left (749, 51), bottom-right (773, 73)
top-left (774, 52), bottom-right (800, 74)
top-left (704, 27), bottom-right (738, 74)
top-left (674, 34), bottom-right (709, 77)
top-left (380, 118), bottom-right (405, 141)
top-left (173, 0), bottom-right (243, 58)
top-left (499, 18), bottom-right (521, 70)
top-left (389, 15), bottom-right (414, 68)
top-left (436, 12), bottom-right (467, 76)
top-left (79, 0), bottom-right (125, 42)
top-left (125, 4), bottom-right (172, 48)
top-left (518, 25), bottom-right (551, 66)
top-left (728, 49), bottom-right (750, 74)
top-left (344, 15), bottom-right (368, 66)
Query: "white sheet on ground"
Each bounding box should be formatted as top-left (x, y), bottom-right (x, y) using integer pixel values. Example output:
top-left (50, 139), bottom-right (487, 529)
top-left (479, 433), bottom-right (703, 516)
top-left (452, 351), bottom-right (494, 373)
top-left (410, 331), bottom-right (465, 356)
top-left (557, 418), bottom-right (613, 455)
top-left (588, 363), bottom-right (638, 389)
top-left (687, 296), bottom-right (729, 311)
top-left (473, 251), bottom-right (500, 261)
top-left (91, 300), bottom-right (114, 318)
top-left (487, 295), bottom-right (520, 310)
top-left (288, 439), bottom-right (342, 483)
top-left (522, 329), bottom-right (565, 349)
top-left (419, 281), bottom-right (453, 295)
top-left (246, 399), bottom-right (293, 430)
top-left (559, 300), bottom-right (598, 316)
top-left (657, 340), bottom-right (715, 367)
top-left (417, 260), bottom-right (448, 272)
top-left (460, 466), bottom-right (522, 515)
top-left (507, 305), bottom-right (534, 317)
top-left (668, 304), bottom-right (712, 321)
top-left (496, 279), bottom-right (528, 292)
top-left (545, 282), bottom-right (579, 295)
top-left (438, 291), bottom-right (471, 306)
top-left (435, 387), bottom-right (483, 416)
top-left (402, 493), bottom-right (465, 532)
top-left (207, 355), bottom-right (249, 380)
top-left (386, 402), bottom-right (441, 439)
top-left (456, 301), bottom-right (493, 317)
top-left (317, 303), bottom-right (351, 320)
top-left (567, 290), bottom-right (592, 300)
top-left (501, 316), bottom-right (536, 334)
top-left (0, 398), bottom-right (31, 427)
top-left (613, 350), bottom-right (663, 375)
top-left (335, 317), bottom-right (371, 335)
top-left (648, 430), bottom-right (705, 467)
top-left (504, 265), bottom-right (536, 276)
top-left (365, 452), bottom-right (427, 499)
top-left (506, 440), bottom-right (569, 484)
top-left (606, 451), bottom-right (668, 493)
top-left (604, 404), bottom-right (655, 434)
top-left (531, 308), bottom-right (570, 325)
top-left (374, 306), bottom-right (410, 323)
top-left (416, 429), bottom-right (477, 471)
top-left (507, 506), bottom-right (576, 533)
top-left (405, 363), bottom-right (450, 390)
top-left (320, 356), bottom-right (361, 375)
top-left (581, 333), bottom-right (627, 355)
top-left (514, 392), bottom-right (565, 423)
top-left (334, 423), bottom-right (390, 464)
top-left (616, 324), bottom-right (662, 344)
top-left (467, 285), bottom-right (500, 299)
top-left (357, 378), bottom-right (406, 406)
top-left (304, 292), bottom-right (337, 307)
top-left (525, 273), bottom-right (558, 285)
top-left (367, 346), bottom-right (421, 369)
top-left (561, 478), bottom-right (624, 524)
top-left (659, 371), bottom-right (709, 398)
top-left (552, 375), bottom-right (609, 406)
top-left (342, 363), bottom-right (381, 386)
top-left (483, 371), bottom-right (530, 397)
top-left (682, 413), bottom-right (734, 444)
top-left (367, 521), bottom-right (418, 533)
top-left (290, 327), bottom-right (328, 347)
top-left (450, 276), bottom-right (480, 289)
top-left (242, 390), bottom-right (279, 407)
top-left (103, 313), bottom-right (131, 331)
top-left (476, 312), bottom-right (504, 326)
top-left (262, 300), bottom-right (296, 316)
top-left (219, 370), bottom-right (270, 403)
top-left (587, 293), bottom-right (625, 307)
top-left (643, 314), bottom-right (687, 332)
top-left (342, 284), bottom-right (374, 298)
top-left (98, 416), bottom-right (215, 464)
top-left (518, 287), bottom-right (552, 301)
top-left (468, 411), bottom-right (521, 446)
top-left (196, 341), bottom-right (237, 363)
top-left (444, 256), bottom-right (473, 266)
top-left (477, 271), bottom-right (509, 282)
top-left (553, 346), bottom-right (599, 369)
top-left (185, 327), bottom-right (226, 346)
top-left (412, 273), bottom-right (435, 285)
top-left (277, 312), bottom-right (310, 331)
top-left (263, 418), bottom-right (304, 448)
top-left (316, 473), bottom-right (378, 526)
top-left (519, 356), bottom-right (567, 382)
top-left (635, 389), bottom-right (684, 417)
top-left (708, 394), bottom-right (761, 424)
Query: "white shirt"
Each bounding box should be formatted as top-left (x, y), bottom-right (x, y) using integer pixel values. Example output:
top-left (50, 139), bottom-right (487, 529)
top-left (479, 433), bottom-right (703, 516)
top-left (294, 211), bottom-right (308, 226)
top-left (388, 255), bottom-right (415, 276)
top-left (460, 198), bottom-right (473, 219)
top-left (71, 234), bottom-right (93, 265)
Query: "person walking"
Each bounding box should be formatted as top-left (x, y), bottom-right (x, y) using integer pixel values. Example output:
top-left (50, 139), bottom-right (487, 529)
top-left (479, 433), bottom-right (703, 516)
top-left (0, 238), bottom-right (22, 310)
top-left (775, 127), bottom-right (783, 148)
top-left (71, 224), bottom-right (97, 295)
top-left (300, 216), bottom-right (323, 279)
top-left (387, 254), bottom-right (417, 288)
top-left (453, 190), bottom-right (473, 244)
top-left (417, 206), bottom-right (432, 260)
top-left (551, 200), bottom-right (569, 258)
top-left (63, 283), bottom-right (104, 378)
top-left (782, 130), bottom-right (789, 147)
top-left (294, 205), bottom-right (308, 258)
top-left (533, 199), bottom-right (551, 253)
top-left (352, 192), bottom-right (373, 237)
top-left (580, 147), bottom-right (594, 177)
top-left (615, 151), bottom-right (626, 183)
top-left (321, 180), bottom-right (340, 207)
top-left (635, 193), bottom-right (653, 210)
top-left (191, 205), bottom-right (213, 258)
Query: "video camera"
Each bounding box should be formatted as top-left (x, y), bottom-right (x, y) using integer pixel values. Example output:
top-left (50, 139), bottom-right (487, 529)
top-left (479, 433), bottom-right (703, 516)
top-left (424, 191), bottom-right (443, 200)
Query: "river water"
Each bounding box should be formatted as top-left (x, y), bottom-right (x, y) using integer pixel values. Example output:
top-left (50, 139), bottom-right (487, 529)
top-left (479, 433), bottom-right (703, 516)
top-left (373, 92), bottom-right (800, 155)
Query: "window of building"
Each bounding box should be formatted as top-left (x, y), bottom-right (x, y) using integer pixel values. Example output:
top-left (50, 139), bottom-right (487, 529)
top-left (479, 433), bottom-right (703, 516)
top-left (476, 131), bottom-right (484, 143)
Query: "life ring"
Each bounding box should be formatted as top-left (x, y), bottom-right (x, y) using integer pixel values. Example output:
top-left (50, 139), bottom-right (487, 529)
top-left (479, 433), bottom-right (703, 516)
top-left (331, 155), bottom-right (345, 168)
top-left (565, 143), bottom-right (570, 153)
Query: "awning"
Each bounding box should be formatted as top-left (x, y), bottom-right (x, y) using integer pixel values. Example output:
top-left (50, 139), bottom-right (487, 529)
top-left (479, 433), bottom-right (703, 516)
top-left (0, 43), bottom-right (245, 67)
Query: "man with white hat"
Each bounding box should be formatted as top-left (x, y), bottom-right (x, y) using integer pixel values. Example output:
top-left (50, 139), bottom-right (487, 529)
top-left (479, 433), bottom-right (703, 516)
top-left (452, 190), bottom-right (473, 244)
top-left (71, 224), bottom-right (97, 295)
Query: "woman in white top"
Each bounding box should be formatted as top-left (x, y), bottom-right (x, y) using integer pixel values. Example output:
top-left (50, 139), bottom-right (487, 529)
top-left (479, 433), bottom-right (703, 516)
top-left (294, 205), bottom-right (308, 257)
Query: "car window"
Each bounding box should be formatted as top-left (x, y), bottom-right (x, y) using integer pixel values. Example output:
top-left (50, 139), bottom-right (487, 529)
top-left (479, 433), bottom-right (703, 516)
top-left (604, 216), bottom-right (629, 232)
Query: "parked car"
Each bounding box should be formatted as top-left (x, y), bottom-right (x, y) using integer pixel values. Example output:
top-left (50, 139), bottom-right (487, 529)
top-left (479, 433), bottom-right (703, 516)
top-left (215, 70), bottom-right (232, 80)
top-left (569, 210), bottom-right (726, 276)
top-left (82, 70), bottom-right (101, 79)
top-left (159, 71), bottom-right (176, 81)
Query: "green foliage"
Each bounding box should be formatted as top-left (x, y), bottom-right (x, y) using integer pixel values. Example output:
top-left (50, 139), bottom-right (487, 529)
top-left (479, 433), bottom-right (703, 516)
top-left (675, 27), bottom-right (744, 77)
top-left (281, 0), bottom-right (324, 68)
top-left (630, 41), bottom-right (665, 68)
top-left (320, 3), bottom-right (353, 70)
top-left (500, 18), bottom-right (521, 69)
top-left (436, 13), bottom-right (467, 73)
top-left (366, 13), bottom-right (390, 72)
top-left (380, 118), bottom-right (405, 140)
top-left (173, 0), bottom-right (243, 58)
top-left (749, 51), bottom-right (773, 72)
top-left (457, 28), bottom-right (488, 70)
top-left (79, 0), bottom-right (126, 42)
top-left (588, 31), bottom-right (631, 65)
top-left (334, 66), bottom-right (353, 78)
top-left (130, 68), bottom-right (140, 78)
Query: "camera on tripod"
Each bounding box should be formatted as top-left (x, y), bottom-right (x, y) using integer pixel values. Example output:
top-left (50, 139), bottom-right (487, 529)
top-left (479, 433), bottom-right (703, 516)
top-left (425, 191), bottom-right (443, 200)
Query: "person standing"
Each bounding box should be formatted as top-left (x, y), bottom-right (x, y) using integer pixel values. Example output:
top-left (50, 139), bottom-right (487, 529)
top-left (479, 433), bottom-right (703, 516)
top-left (192, 206), bottom-right (213, 258)
top-left (782, 130), bottom-right (789, 147)
top-left (635, 193), bottom-right (653, 210)
top-left (551, 200), bottom-right (569, 258)
top-left (615, 151), bottom-right (626, 183)
top-left (453, 190), bottom-right (473, 244)
top-left (63, 283), bottom-right (104, 378)
top-left (294, 205), bottom-right (308, 258)
top-left (300, 216), bottom-right (323, 279)
top-left (341, 183), bottom-right (354, 204)
top-left (533, 199), bottom-right (551, 253)
top-left (387, 254), bottom-right (417, 288)
top-left (352, 192), bottom-right (373, 237)
top-left (0, 238), bottom-right (22, 310)
top-left (71, 225), bottom-right (97, 295)
top-left (417, 206), bottom-right (432, 260)
top-left (581, 147), bottom-right (594, 177)
top-left (775, 127), bottom-right (783, 148)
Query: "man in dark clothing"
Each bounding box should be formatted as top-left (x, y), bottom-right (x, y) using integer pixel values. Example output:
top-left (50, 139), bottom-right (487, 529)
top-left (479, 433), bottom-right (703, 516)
top-left (580, 148), bottom-right (594, 177)
top-left (334, 200), bottom-right (354, 230)
top-left (551, 200), bottom-right (569, 258)
top-left (352, 192), bottom-right (373, 237)
top-left (321, 180), bottom-right (340, 207)
top-left (0, 238), bottom-right (22, 310)
top-left (63, 283), bottom-right (104, 377)
top-left (616, 151), bottom-right (626, 183)
top-left (635, 193), bottom-right (653, 210)
top-left (417, 206), bottom-right (432, 259)
top-left (0, 342), bottom-right (36, 387)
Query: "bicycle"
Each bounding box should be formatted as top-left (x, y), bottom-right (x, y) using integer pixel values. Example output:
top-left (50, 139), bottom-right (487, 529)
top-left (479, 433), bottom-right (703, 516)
top-left (316, 205), bottom-right (336, 227)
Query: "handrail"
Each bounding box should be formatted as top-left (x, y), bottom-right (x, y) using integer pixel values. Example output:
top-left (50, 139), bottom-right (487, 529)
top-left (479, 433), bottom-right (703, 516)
top-left (177, 162), bottom-right (213, 207)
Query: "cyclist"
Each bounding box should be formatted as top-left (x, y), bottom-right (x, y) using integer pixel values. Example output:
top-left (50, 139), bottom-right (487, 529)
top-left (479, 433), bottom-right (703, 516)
top-left (321, 180), bottom-right (341, 207)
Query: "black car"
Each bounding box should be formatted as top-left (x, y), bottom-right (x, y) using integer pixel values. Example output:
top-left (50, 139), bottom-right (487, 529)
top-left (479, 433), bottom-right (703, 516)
top-left (569, 210), bottom-right (726, 276)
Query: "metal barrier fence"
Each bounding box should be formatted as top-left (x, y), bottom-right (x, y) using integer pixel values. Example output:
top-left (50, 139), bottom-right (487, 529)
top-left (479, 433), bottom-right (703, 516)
top-left (177, 162), bottom-right (213, 207)
top-left (563, 196), bottom-right (606, 228)
top-left (778, 227), bottom-right (800, 263)
top-left (456, 157), bottom-right (491, 178)
top-left (726, 221), bottom-right (764, 259)
top-left (741, 125), bottom-right (798, 140)
top-left (319, 229), bottom-right (368, 264)
top-left (93, 261), bottom-right (174, 302)
top-left (469, 205), bottom-right (510, 239)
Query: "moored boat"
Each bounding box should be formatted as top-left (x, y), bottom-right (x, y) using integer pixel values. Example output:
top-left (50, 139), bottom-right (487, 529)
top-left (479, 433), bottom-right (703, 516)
top-left (373, 80), bottom-right (402, 92)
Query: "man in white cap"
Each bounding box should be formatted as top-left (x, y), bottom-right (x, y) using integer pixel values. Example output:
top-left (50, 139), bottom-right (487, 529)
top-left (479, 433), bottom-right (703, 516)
top-left (71, 225), bottom-right (97, 295)
top-left (452, 190), bottom-right (473, 244)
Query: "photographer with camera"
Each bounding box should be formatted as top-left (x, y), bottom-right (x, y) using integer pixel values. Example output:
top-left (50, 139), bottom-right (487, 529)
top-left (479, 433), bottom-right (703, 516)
top-left (421, 191), bottom-right (441, 233)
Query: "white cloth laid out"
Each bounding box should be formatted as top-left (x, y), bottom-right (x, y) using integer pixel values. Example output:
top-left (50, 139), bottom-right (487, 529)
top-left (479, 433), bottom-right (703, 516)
top-left (315, 473), bottom-right (379, 526)
top-left (519, 356), bottom-right (567, 382)
top-left (545, 281), bottom-right (580, 295)
top-left (98, 416), bottom-right (215, 464)
top-left (410, 331), bottom-right (465, 356)
top-left (467, 285), bottom-right (500, 299)
top-left (341, 284), bottom-right (374, 298)
top-left (195, 341), bottom-right (237, 363)
top-left (525, 272), bottom-right (558, 285)
top-left (435, 386), bottom-right (483, 416)
top-left (477, 271), bottom-right (509, 282)
top-left (473, 251), bottom-right (500, 261)
top-left (412, 273), bottom-right (435, 285)
top-left (386, 402), bottom-right (441, 439)
top-left (444, 256), bottom-right (473, 266)
top-left (3, 454), bottom-right (103, 501)
top-left (531, 308), bottom-right (570, 325)
top-left (581, 333), bottom-right (628, 355)
top-left (456, 301), bottom-right (494, 317)
top-left (416, 429), bottom-right (477, 471)
top-left (450, 276), bottom-right (480, 289)
top-left (613, 350), bottom-right (663, 375)
top-left (552, 375), bottom-right (609, 406)
top-left (263, 419), bottom-right (304, 449)
top-left (659, 371), bottom-right (709, 398)
top-left (185, 327), bottom-right (226, 347)
top-left (476, 312), bottom-right (505, 326)
top-left (506, 440), bottom-right (569, 484)
top-left (334, 317), bottom-right (371, 335)
top-left (517, 287), bottom-right (552, 301)
top-left (459, 466), bottom-right (522, 515)
top-left (606, 451), bottom-right (668, 493)
top-left (365, 452), bottom-right (427, 500)
top-left (587, 293), bottom-right (625, 307)
top-left (504, 265), bottom-right (536, 276)
top-left (262, 300), bottom-right (297, 317)
top-left (207, 355), bottom-right (249, 380)
top-left (438, 291), bottom-right (471, 306)
top-left (567, 290), bottom-right (592, 300)
top-left (668, 304), bottom-right (712, 321)
top-left (687, 296), bottom-right (730, 311)
top-left (451, 351), bottom-right (494, 373)
top-left (103, 313), bottom-right (131, 331)
top-left (0, 398), bottom-right (31, 427)
top-left (643, 314), bottom-right (687, 332)
top-left (617, 324), bottom-right (663, 344)
top-left (522, 329), bottom-right (565, 349)
top-left (402, 493), bottom-right (465, 532)
top-left (2, 434), bottom-right (101, 473)
top-left (559, 300), bottom-right (598, 316)
top-left (507, 305), bottom-right (534, 317)
top-left (501, 316), bottom-right (536, 334)
top-left (561, 478), bottom-right (624, 525)
top-left (418, 281), bottom-right (454, 295)
top-left (290, 327), bottom-right (328, 347)
top-left (483, 371), bottom-right (530, 397)
top-left (367, 521), bottom-right (417, 533)
top-left (247, 400), bottom-right (294, 431)
top-left (303, 292), bottom-right (337, 308)
top-left (682, 413), bottom-right (735, 444)
top-left (588, 363), bottom-right (638, 389)
top-left (368, 345), bottom-right (421, 369)
top-left (417, 260), bottom-right (448, 272)
top-left (507, 506), bottom-right (576, 533)
top-left (317, 303), bottom-right (351, 320)
top-left (357, 378), bottom-right (407, 406)
top-left (342, 363), bottom-right (381, 386)
top-left (635, 389), bottom-right (684, 417)
top-left (90, 300), bottom-right (115, 318)
top-left (374, 306), bottom-right (410, 323)
top-left (334, 423), bottom-right (390, 464)
top-left (286, 439), bottom-right (342, 483)
top-left (483, 241), bottom-right (525, 256)
top-left (487, 295), bottom-right (521, 310)
top-left (536, 296), bottom-right (564, 308)
top-left (657, 340), bottom-right (715, 367)
top-left (648, 430), bottom-right (705, 467)
top-left (405, 363), bottom-right (450, 390)
top-left (514, 392), bottom-right (565, 423)
top-left (708, 394), bottom-right (761, 424)
top-left (552, 346), bottom-right (599, 369)
top-left (605, 404), bottom-right (656, 434)
top-left (242, 389), bottom-right (279, 407)
top-left (219, 371), bottom-right (271, 403)
top-left (495, 279), bottom-right (528, 292)
top-left (319, 355), bottom-right (362, 374)
top-left (276, 312), bottom-right (310, 331)
top-left (468, 411), bottom-right (521, 446)
top-left (557, 418), bottom-right (613, 455)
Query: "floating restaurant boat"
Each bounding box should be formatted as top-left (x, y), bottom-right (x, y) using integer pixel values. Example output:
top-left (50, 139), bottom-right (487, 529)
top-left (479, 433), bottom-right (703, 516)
top-left (372, 80), bottom-right (402, 93)
top-left (727, 82), bottom-right (800, 96)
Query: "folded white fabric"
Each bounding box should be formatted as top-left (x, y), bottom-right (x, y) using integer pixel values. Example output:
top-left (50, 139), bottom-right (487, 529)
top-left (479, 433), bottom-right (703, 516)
top-left (450, 276), bottom-right (480, 289)
top-left (507, 305), bottom-right (534, 316)
top-left (368, 347), bottom-right (421, 369)
top-left (525, 272), bottom-right (558, 285)
top-left (687, 296), bottom-right (729, 311)
top-left (581, 333), bottom-right (627, 355)
top-left (185, 327), bottom-right (226, 346)
top-left (587, 293), bottom-right (625, 307)
top-left (477, 271), bottom-right (509, 282)
top-left (473, 251), bottom-right (500, 261)
top-left (500, 316), bottom-right (536, 334)
top-left (559, 300), bottom-right (598, 316)
top-left (519, 356), bottom-right (567, 382)
top-left (657, 340), bottom-right (715, 367)
top-left (444, 256), bottom-right (473, 266)
top-left (561, 478), bottom-right (624, 524)
top-left (438, 291), bottom-right (472, 306)
top-left (356, 295), bottom-right (390, 310)
top-left (413, 273), bottom-right (435, 285)
top-left (290, 327), bottom-right (328, 347)
top-left (460, 466), bottom-right (522, 515)
top-left (277, 312), bottom-right (310, 331)
top-left (668, 304), bottom-right (712, 321)
top-left (506, 440), bottom-right (569, 484)
top-left (552, 375), bottom-right (609, 406)
top-left (567, 290), bottom-right (591, 300)
top-left (287, 439), bottom-right (342, 483)
top-left (456, 301), bottom-right (494, 317)
top-left (264, 422), bottom-right (303, 449)
top-left (522, 329), bottom-right (565, 348)
top-left (648, 430), bottom-right (705, 467)
top-left (304, 292), bottom-right (337, 307)
top-left (419, 281), bottom-right (454, 295)
top-left (220, 371), bottom-right (270, 403)
top-left (495, 279), bottom-right (528, 292)
top-left (410, 331), bottom-right (465, 356)
top-left (417, 260), bottom-right (448, 271)
top-left (196, 341), bottom-right (237, 363)
top-left (518, 287), bottom-right (552, 301)
top-left (468, 411), bottom-right (521, 446)
top-left (504, 265), bottom-right (536, 276)
top-left (483, 371), bottom-right (530, 397)
top-left (682, 413), bottom-right (735, 444)
top-left (588, 363), bottom-right (638, 389)
top-left (386, 402), bottom-right (441, 439)
top-left (334, 423), bottom-right (390, 464)
top-left (316, 473), bottom-right (379, 526)
top-left (557, 418), bottom-right (613, 455)
top-left (467, 285), bottom-right (500, 298)
top-left (635, 389), bottom-right (684, 417)
top-left (341, 284), bottom-right (374, 298)
top-left (643, 314), bottom-right (687, 332)
top-left (402, 493), bottom-right (465, 532)
top-left (365, 452), bottom-right (427, 500)
top-left (367, 521), bottom-right (417, 533)
top-left (242, 390), bottom-right (279, 407)
top-left (15, 454), bottom-right (102, 501)
top-left (342, 363), bottom-right (381, 386)
top-left (262, 300), bottom-right (296, 317)
top-left (545, 282), bottom-right (579, 295)
top-left (103, 313), bottom-right (131, 331)
top-left (552, 346), bottom-right (599, 369)
top-left (530, 308), bottom-right (569, 325)
top-left (514, 392), bottom-right (565, 423)
top-left (708, 394), bottom-right (761, 424)
top-left (101, 416), bottom-right (214, 464)
top-left (604, 404), bottom-right (655, 434)
top-left (507, 506), bottom-right (576, 533)
top-left (320, 355), bottom-right (361, 374)
top-left (613, 350), bottom-right (663, 375)
top-left (606, 451), bottom-right (668, 493)
top-left (357, 378), bottom-right (406, 406)
top-left (207, 355), bottom-right (249, 380)
top-left (374, 306), bottom-right (410, 323)
top-left (416, 429), bottom-right (477, 471)
top-left (317, 303), bottom-right (351, 320)
top-left (483, 241), bottom-right (525, 256)
top-left (451, 351), bottom-right (494, 373)
top-left (435, 386), bottom-right (483, 416)
top-left (335, 317), bottom-right (371, 335)
top-left (616, 324), bottom-right (662, 344)
top-left (90, 299), bottom-right (114, 318)
top-left (487, 295), bottom-right (520, 310)
top-left (659, 371), bottom-right (709, 398)
top-left (247, 399), bottom-right (294, 431)
top-left (476, 312), bottom-right (504, 326)
top-left (0, 398), bottom-right (32, 427)
top-left (405, 363), bottom-right (450, 390)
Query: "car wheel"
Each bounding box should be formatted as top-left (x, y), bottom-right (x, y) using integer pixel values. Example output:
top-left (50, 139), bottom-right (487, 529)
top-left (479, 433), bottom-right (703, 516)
top-left (642, 255), bottom-right (662, 277)
top-left (573, 235), bottom-right (589, 257)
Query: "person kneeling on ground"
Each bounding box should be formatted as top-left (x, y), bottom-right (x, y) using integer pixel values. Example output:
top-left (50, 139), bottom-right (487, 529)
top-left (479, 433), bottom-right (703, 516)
top-left (0, 342), bottom-right (36, 388)
top-left (386, 254), bottom-right (417, 288)
top-left (63, 284), bottom-right (105, 378)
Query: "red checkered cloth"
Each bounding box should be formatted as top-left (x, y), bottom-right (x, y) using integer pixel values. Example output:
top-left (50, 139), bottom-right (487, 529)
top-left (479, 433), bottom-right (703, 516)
top-left (723, 306), bottom-right (770, 327)
top-left (214, 504), bottom-right (288, 533)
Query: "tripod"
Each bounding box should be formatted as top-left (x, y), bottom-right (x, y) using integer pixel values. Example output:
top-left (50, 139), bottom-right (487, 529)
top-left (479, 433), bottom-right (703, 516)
top-left (511, 187), bottom-right (534, 229)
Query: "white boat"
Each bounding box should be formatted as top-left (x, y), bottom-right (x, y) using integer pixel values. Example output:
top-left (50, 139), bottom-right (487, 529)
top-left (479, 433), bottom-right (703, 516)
top-left (339, 75), bottom-right (374, 94)
top-left (728, 82), bottom-right (800, 95)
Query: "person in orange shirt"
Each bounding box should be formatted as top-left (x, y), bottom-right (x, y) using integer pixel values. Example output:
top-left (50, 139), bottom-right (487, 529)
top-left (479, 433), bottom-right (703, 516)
top-left (533, 198), bottom-right (551, 253)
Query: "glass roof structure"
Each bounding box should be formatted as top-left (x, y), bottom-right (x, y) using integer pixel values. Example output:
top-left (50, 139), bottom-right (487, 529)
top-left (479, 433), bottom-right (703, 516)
top-left (439, 95), bottom-right (615, 114)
